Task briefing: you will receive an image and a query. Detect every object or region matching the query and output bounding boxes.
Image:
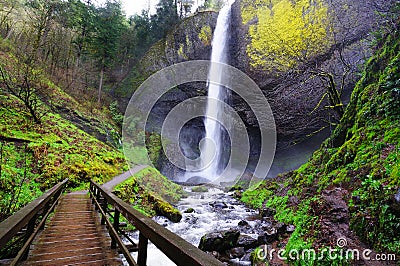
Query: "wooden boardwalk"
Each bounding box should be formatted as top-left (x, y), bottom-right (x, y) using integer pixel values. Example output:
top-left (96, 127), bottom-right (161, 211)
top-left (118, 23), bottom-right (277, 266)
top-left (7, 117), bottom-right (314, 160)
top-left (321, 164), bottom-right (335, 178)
top-left (0, 178), bottom-right (224, 266)
top-left (23, 192), bottom-right (122, 266)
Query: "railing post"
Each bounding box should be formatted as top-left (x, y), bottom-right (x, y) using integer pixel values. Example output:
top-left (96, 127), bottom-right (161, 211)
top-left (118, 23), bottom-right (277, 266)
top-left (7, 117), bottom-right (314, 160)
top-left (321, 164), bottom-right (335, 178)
top-left (137, 232), bottom-right (148, 266)
top-left (89, 183), bottom-right (93, 201)
top-left (111, 210), bottom-right (120, 249)
top-left (21, 214), bottom-right (36, 261)
top-left (90, 184), bottom-right (96, 206)
top-left (101, 197), bottom-right (107, 225)
top-left (95, 187), bottom-right (100, 210)
top-left (40, 201), bottom-right (51, 231)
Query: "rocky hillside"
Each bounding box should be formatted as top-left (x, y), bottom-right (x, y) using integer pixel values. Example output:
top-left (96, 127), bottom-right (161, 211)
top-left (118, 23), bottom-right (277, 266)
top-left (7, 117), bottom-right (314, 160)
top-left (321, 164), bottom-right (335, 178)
top-left (231, 0), bottom-right (395, 146)
top-left (241, 27), bottom-right (400, 264)
top-left (0, 37), bottom-right (183, 224)
top-left (0, 37), bottom-right (128, 221)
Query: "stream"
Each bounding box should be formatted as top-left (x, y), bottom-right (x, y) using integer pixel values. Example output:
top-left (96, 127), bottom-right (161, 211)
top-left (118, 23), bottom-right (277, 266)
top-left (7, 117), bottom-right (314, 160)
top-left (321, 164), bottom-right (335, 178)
top-left (122, 186), bottom-right (257, 265)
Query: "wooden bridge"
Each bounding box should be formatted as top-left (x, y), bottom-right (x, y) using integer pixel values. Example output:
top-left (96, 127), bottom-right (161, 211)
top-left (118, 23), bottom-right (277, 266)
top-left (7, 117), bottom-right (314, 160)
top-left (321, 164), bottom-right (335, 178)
top-left (0, 179), bottom-right (223, 266)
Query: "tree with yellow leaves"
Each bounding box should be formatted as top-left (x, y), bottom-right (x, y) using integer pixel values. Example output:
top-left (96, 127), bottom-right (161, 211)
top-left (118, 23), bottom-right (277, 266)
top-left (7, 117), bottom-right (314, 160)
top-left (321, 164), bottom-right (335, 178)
top-left (242, 0), bottom-right (331, 71)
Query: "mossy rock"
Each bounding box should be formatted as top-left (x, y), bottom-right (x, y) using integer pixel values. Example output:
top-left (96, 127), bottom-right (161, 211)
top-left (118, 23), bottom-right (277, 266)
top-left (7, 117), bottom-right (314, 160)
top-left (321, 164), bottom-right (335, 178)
top-left (198, 229), bottom-right (240, 252)
top-left (152, 196), bottom-right (182, 223)
top-left (191, 186), bottom-right (209, 192)
top-left (184, 208), bottom-right (195, 213)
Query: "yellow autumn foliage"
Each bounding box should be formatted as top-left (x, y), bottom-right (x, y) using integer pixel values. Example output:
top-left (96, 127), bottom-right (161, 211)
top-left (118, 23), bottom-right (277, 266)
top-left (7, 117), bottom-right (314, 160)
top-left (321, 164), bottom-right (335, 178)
top-left (241, 0), bottom-right (332, 71)
top-left (199, 25), bottom-right (212, 46)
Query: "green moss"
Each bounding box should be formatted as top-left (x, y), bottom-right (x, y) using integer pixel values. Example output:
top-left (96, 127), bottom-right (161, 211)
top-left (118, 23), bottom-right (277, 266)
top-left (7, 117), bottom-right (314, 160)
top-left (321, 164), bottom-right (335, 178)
top-left (153, 196), bottom-right (182, 222)
top-left (241, 181), bottom-right (279, 209)
top-left (178, 43), bottom-right (188, 60)
top-left (145, 132), bottom-right (163, 165)
top-left (140, 39), bottom-right (168, 74)
top-left (0, 141), bottom-right (42, 221)
top-left (0, 94), bottom-right (127, 191)
top-left (191, 185), bottom-right (209, 192)
top-left (184, 207), bottom-right (194, 213)
top-left (0, 62), bottom-right (127, 222)
top-left (123, 167), bottom-right (187, 203)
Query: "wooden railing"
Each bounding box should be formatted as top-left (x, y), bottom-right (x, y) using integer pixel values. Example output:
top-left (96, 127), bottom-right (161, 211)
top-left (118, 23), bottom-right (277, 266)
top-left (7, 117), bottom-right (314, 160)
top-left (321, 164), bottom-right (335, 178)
top-left (0, 178), bottom-right (69, 265)
top-left (89, 180), bottom-right (224, 266)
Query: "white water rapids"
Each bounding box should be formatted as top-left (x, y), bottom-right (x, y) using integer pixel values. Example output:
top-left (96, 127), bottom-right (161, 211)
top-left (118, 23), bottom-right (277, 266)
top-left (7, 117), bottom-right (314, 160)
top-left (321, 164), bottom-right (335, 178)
top-left (122, 187), bottom-right (256, 266)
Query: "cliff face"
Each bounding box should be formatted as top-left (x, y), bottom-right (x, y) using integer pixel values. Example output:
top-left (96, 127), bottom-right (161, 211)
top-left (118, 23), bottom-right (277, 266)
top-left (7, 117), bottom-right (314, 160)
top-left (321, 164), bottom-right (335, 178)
top-left (124, 0), bottom-right (395, 177)
top-left (230, 0), bottom-right (395, 145)
top-left (140, 11), bottom-right (218, 74)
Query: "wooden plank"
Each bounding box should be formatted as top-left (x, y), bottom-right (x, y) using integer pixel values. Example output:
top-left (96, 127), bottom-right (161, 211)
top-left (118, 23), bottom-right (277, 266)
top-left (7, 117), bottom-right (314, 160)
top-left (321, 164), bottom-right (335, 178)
top-left (25, 193), bottom-right (122, 265)
top-left (11, 191), bottom-right (63, 265)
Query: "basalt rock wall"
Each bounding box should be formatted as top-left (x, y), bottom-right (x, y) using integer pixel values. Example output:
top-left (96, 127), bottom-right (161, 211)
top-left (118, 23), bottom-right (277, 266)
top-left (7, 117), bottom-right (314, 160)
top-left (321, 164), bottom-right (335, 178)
top-left (124, 0), bottom-right (395, 178)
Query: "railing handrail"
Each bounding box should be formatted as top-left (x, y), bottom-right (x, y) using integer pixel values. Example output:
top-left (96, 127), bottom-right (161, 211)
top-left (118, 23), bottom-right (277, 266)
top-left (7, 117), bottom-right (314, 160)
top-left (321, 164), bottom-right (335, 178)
top-left (89, 180), bottom-right (224, 266)
top-left (0, 178), bottom-right (69, 247)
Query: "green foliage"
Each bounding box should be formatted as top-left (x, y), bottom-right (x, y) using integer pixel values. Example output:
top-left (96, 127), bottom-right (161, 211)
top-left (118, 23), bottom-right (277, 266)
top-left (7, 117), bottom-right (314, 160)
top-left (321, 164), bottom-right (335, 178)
top-left (151, 0), bottom-right (180, 40)
top-left (109, 101), bottom-right (123, 127)
top-left (128, 11), bottom-right (156, 59)
top-left (201, 0), bottom-right (225, 11)
top-left (145, 133), bottom-right (162, 165)
top-left (0, 141), bottom-right (42, 221)
top-left (0, 56), bottom-right (46, 124)
top-left (250, 246), bottom-right (265, 265)
top-left (117, 167), bottom-right (187, 203)
top-left (241, 0), bottom-right (331, 71)
top-left (91, 0), bottom-right (127, 69)
top-left (241, 181), bottom-right (279, 209)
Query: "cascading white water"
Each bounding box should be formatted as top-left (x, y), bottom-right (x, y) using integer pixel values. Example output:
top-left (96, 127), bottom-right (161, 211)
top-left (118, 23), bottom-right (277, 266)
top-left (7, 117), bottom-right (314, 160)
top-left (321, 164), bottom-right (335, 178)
top-left (123, 187), bottom-right (257, 266)
top-left (199, 2), bottom-right (233, 180)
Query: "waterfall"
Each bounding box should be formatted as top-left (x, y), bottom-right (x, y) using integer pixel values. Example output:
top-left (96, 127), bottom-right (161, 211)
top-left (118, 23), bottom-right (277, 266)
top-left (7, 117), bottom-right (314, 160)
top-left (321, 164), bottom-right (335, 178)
top-left (199, 2), bottom-right (233, 180)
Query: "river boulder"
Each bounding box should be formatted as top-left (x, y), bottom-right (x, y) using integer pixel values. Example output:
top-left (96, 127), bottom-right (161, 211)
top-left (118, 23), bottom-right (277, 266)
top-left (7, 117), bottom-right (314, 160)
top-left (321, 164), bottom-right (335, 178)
top-left (199, 229), bottom-right (240, 252)
top-left (236, 234), bottom-right (259, 249)
top-left (257, 226), bottom-right (278, 244)
top-left (210, 201), bottom-right (228, 209)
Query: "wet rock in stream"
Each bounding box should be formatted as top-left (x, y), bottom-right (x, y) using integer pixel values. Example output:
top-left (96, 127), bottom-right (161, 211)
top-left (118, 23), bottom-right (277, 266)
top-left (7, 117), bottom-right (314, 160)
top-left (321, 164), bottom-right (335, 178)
top-left (210, 201), bottom-right (228, 209)
top-left (199, 229), bottom-right (240, 252)
top-left (236, 235), bottom-right (258, 249)
top-left (198, 215), bottom-right (296, 265)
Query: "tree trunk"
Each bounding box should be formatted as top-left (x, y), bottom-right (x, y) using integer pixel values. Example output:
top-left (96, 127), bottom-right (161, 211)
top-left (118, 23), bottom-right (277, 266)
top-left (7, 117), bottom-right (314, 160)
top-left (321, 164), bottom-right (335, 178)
top-left (98, 66), bottom-right (104, 104)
